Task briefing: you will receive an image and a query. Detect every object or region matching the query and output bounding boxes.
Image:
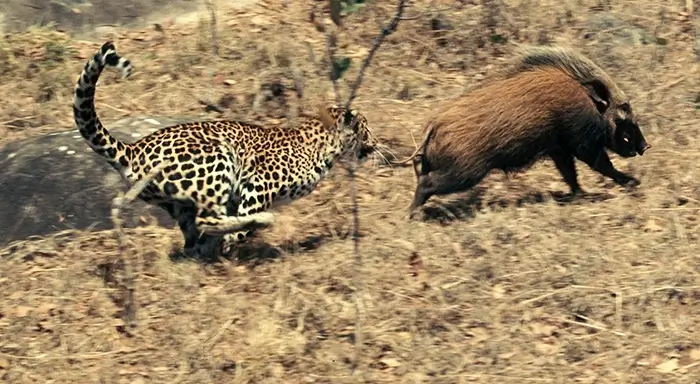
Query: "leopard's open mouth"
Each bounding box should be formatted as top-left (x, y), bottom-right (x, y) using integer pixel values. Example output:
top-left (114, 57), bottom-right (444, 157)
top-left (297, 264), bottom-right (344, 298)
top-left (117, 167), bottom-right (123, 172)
top-left (357, 145), bottom-right (375, 160)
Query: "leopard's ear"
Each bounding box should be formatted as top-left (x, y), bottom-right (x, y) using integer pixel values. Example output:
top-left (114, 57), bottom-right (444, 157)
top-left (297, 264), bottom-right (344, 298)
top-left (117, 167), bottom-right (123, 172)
top-left (317, 105), bottom-right (336, 130)
top-left (343, 109), bottom-right (360, 132)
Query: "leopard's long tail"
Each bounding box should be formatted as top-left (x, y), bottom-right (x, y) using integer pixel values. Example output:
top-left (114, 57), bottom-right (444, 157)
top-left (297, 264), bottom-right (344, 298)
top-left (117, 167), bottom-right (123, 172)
top-left (73, 41), bottom-right (133, 171)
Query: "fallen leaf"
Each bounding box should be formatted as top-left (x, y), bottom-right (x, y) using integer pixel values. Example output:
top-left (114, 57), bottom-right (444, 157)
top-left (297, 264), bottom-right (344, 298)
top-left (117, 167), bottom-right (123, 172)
top-left (36, 303), bottom-right (56, 316)
top-left (380, 357), bottom-right (402, 368)
top-left (351, 47), bottom-right (369, 59)
top-left (492, 284), bottom-right (506, 299)
top-left (15, 306), bottom-right (33, 317)
top-left (35, 321), bottom-right (54, 332)
top-left (498, 352), bottom-right (515, 360)
top-left (656, 358), bottom-right (679, 373)
top-left (250, 15), bottom-right (272, 26)
top-left (643, 219), bottom-right (664, 233)
top-left (269, 363), bottom-right (284, 377)
top-left (689, 349), bottom-right (700, 361)
top-left (466, 327), bottom-right (490, 343)
top-left (535, 342), bottom-right (559, 355)
top-left (529, 321), bottom-right (558, 336)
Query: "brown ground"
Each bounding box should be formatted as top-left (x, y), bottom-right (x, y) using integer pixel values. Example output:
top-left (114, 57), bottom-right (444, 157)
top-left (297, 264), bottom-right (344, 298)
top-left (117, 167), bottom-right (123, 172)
top-left (2, 0), bottom-right (700, 383)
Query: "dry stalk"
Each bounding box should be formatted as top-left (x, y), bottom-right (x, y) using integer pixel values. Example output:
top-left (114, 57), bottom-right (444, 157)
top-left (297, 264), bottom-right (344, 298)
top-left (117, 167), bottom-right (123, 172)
top-left (289, 65), bottom-right (305, 128)
top-left (110, 162), bottom-right (169, 328)
top-left (323, 0), bottom-right (408, 377)
top-left (326, 31), bottom-right (343, 107)
top-left (202, 0), bottom-right (220, 113)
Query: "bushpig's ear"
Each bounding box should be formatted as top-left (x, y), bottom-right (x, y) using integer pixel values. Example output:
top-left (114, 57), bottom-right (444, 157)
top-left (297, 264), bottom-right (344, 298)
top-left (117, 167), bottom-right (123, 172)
top-left (581, 78), bottom-right (611, 114)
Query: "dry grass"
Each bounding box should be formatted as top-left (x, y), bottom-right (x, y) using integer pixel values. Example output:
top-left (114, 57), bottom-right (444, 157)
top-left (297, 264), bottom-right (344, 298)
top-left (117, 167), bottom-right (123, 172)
top-left (2, 0), bottom-right (700, 382)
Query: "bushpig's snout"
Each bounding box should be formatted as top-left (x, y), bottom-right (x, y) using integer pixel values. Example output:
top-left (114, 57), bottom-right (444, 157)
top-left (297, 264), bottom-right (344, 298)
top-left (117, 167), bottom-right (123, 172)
top-left (637, 139), bottom-right (651, 156)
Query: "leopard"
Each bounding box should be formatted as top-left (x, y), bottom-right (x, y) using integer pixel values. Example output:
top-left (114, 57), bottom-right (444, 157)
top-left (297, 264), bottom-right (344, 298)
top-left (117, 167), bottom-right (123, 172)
top-left (73, 41), bottom-right (381, 259)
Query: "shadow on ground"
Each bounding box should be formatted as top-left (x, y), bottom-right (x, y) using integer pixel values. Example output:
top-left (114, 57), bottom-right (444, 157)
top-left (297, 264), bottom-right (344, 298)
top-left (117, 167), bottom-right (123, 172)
top-left (415, 186), bottom-right (618, 224)
top-left (167, 228), bottom-right (343, 267)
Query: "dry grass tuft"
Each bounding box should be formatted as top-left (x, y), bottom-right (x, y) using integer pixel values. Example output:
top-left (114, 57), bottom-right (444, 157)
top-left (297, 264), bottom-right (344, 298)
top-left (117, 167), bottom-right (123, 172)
top-left (2, 0), bottom-right (700, 383)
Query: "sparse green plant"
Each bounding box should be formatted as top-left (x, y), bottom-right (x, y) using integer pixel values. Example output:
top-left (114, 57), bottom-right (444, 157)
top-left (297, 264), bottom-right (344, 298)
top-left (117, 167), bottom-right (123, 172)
top-left (42, 41), bottom-right (76, 67)
top-left (341, 0), bottom-right (367, 16)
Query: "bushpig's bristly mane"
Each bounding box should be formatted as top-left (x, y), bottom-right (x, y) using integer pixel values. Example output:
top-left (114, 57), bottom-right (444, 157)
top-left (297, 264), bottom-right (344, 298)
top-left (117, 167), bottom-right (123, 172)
top-left (505, 44), bottom-right (628, 102)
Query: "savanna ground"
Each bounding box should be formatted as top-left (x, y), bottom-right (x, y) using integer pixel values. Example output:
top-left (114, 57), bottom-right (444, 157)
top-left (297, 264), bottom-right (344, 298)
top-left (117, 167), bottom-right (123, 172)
top-left (1, 0), bottom-right (700, 383)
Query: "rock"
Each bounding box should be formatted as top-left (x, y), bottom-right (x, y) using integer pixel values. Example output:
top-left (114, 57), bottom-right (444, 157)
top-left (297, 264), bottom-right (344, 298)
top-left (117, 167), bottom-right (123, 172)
top-left (586, 14), bottom-right (647, 47)
top-left (0, 116), bottom-right (209, 246)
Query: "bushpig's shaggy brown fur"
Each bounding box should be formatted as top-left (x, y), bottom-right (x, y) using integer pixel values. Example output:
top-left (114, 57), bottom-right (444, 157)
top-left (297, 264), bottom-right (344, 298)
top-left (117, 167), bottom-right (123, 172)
top-left (393, 45), bottom-right (651, 216)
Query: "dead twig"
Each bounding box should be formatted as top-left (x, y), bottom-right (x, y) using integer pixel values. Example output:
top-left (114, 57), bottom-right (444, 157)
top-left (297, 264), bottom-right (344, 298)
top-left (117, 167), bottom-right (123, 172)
top-left (560, 318), bottom-right (629, 337)
top-left (323, 0), bottom-right (408, 377)
top-left (201, 317), bottom-right (236, 358)
top-left (0, 348), bottom-right (145, 360)
top-left (288, 65), bottom-right (305, 128)
top-left (0, 116), bottom-right (36, 127)
top-left (203, 0), bottom-right (219, 112)
top-left (341, 0), bottom-right (407, 113)
top-left (326, 33), bottom-right (343, 106)
top-left (110, 162), bottom-right (169, 329)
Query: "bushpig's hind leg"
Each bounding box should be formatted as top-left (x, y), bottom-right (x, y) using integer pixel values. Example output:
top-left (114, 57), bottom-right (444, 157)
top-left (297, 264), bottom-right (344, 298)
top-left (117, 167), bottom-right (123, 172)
top-left (407, 174), bottom-right (435, 217)
top-left (576, 149), bottom-right (640, 188)
top-left (407, 171), bottom-right (487, 220)
top-left (407, 154), bottom-right (434, 218)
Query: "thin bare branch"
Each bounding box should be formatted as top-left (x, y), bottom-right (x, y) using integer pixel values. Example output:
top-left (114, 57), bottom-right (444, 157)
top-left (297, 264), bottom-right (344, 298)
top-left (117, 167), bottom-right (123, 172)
top-left (110, 162), bottom-right (169, 329)
top-left (327, 32), bottom-right (343, 106)
top-left (320, 0), bottom-right (408, 377)
top-left (203, 0), bottom-right (219, 111)
top-left (342, 0), bottom-right (407, 112)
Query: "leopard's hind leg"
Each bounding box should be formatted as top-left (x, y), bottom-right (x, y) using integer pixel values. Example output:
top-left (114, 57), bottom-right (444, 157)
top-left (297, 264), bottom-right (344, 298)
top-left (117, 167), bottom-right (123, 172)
top-left (158, 201), bottom-right (222, 259)
top-left (219, 175), bottom-right (279, 254)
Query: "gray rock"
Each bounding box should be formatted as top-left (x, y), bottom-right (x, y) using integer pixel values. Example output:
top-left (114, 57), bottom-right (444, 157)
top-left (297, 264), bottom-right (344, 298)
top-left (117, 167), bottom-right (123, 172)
top-left (0, 116), bottom-right (212, 245)
top-left (587, 14), bottom-right (648, 47)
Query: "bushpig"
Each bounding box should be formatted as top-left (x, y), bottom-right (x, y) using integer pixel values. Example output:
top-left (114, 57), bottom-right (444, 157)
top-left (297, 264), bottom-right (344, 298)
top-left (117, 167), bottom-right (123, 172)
top-left (392, 45), bottom-right (651, 216)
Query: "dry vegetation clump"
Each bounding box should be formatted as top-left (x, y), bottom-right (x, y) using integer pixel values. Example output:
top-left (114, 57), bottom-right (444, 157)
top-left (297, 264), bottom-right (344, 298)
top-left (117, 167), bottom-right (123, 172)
top-left (2, 0), bottom-right (700, 383)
